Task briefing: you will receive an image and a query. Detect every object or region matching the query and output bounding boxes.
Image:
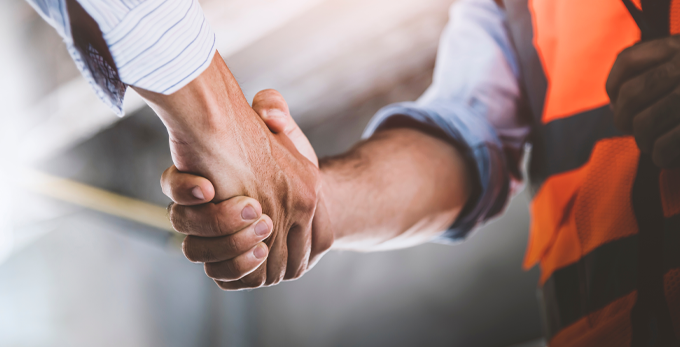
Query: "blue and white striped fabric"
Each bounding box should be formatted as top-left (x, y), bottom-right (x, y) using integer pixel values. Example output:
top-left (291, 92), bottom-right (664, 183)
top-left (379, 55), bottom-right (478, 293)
top-left (25, 0), bottom-right (217, 116)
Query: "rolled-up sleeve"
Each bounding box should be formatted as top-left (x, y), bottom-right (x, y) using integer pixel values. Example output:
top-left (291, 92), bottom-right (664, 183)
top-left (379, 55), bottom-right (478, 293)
top-left (25, 0), bottom-right (216, 116)
top-left (363, 0), bottom-right (531, 242)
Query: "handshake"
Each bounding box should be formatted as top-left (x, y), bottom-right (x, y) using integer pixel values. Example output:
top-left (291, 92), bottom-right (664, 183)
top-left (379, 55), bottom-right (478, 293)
top-left (140, 55), bottom-right (334, 290)
top-left (135, 52), bottom-right (470, 291)
top-left (162, 87), bottom-right (334, 290)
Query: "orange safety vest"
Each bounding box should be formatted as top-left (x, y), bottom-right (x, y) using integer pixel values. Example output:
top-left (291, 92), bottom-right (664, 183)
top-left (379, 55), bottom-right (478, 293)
top-left (502, 0), bottom-right (680, 345)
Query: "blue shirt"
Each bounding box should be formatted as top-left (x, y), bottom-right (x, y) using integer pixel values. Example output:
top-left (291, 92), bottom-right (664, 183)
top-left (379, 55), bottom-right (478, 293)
top-left (363, 0), bottom-right (530, 242)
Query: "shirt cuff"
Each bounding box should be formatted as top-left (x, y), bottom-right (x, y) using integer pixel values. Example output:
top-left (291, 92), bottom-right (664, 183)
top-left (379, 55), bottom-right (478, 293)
top-left (103, 0), bottom-right (217, 95)
top-left (362, 101), bottom-right (511, 242)
top-left (63, 0), bottom-right (217, 116)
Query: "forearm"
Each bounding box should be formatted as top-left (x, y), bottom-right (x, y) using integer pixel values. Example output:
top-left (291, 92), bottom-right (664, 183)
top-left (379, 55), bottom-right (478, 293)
top-left (322, 127), bottom-right (473, 251)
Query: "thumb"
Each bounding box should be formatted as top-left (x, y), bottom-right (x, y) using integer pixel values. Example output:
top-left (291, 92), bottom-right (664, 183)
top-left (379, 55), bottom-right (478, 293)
top-left (252, 89), bottom-right (318, 167)
top-left (161, 165), bottom-right (216, 205)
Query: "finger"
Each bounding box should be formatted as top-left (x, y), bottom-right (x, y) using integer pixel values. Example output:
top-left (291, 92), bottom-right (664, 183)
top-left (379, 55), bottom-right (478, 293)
top-left (252, 89), bottom-right (318, 167)
top-left (614, 55), bottom-right (680, 133)
top-left (652, 124), bottom-right (680, 168)
top-left (284, 222), bottom-right (312, 280)
top-left (169, 196), bottom-right (262, 236)
top-left (264, 226), bottom-right (288, 286)
top-left (607, 36), bottom-right (680, 104)
top-left (252, 89), bottom-right (291, 134)
top-left (204, 243), bottom-right (268, 281)
top-left (632, 88), bottom-right (680, 154)
top-left (161, 166), bottom-right (215, 205)
top-left (214, 272), bottom-right (266, 291)
top-left (182, 215), bottom-right (273, 263)
top-left (237, 262), bottom-right (268, 288)
top-left (213, 259), bottom-right (269, 291)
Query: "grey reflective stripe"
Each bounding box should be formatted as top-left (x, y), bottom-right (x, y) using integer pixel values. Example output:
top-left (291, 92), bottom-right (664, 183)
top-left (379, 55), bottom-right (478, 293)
top-left (541, 235), bottom-right (639, 339)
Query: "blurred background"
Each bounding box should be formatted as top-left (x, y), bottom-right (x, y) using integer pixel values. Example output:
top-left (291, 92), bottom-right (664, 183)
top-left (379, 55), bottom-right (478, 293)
top-left (0, 0), bottom-right (545, 346)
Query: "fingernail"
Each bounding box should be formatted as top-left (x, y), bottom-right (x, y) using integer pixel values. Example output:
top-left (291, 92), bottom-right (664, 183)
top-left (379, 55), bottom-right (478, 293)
top-left (265, 109), bottom-right (285, 119)
top-left (254, 220), bottom-right (269, 236)
top-left (253, 244), bottom-right (267, 259)
top-left (192, 186), bottom-right (205, 200)
top-left (241, 205), bottom-right (258, 220)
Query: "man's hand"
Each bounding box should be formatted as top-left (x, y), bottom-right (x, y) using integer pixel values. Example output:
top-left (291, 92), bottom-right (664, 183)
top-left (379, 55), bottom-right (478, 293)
top-left (607, 35), bottom-right (680, 168)
top-left (161, 89), bottom-right (333, 290)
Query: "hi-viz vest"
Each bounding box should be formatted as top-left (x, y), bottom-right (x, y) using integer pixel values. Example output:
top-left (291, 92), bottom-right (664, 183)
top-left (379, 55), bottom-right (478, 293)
top-left (501, 0), bottom-right (680, 345)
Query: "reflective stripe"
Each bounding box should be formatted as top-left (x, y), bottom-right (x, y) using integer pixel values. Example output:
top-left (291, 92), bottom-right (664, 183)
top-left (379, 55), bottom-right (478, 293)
top-left (548, 292), bottom-right (637, 347)
top-left (527, 137), bottom-right (639, 275)
top-left (540, 106), bottom-right (623, 179)
top-left (541, 235), bottom-right (638, 339)
top-left (506, 0), bottom-right (680, 343)
top-left (672, 0), bottom-right (680, 33)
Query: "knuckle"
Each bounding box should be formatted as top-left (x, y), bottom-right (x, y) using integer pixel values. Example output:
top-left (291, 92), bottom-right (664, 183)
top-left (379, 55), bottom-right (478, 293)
top-left (211, 206), bottom-right (226, 236)
top-left (242, 272), bottom-right (266, 288)
top-left (653, 148), bottom-right (670, 168)
top-left (182, 237), bottom-right (200, 262)
top-left (265, 272), bottom-right (283, 286)
top-left (618, 81), bottom-right (638, 105)
top-left (632, 115), bottom-right (652, 152)
top-left (293, 187), bottom-right (317, 215)
top-left (206, 261), bottom-right (239, 281)
top-left (616, 47), bottom-right (635, 66)
top-left (621, 44), bottom-right (637, 57)
top-left (184, 237), bottom-right (216, 263)
top-left (287, 267), bottom-right (305, 281)
top-left (293, 268), bottom-right (306, 279)
top-left (168, 205), bottom-right (192, 234)
top-left (204, 263), bottom-right (219, 279)
top-left (168, 205), bottom-right (180, 230)
top-left (653, 139), bottom-right (675, 168)
top-left (224, 234), bottom-right (241, 253)
top-left (215, 280), bottom-right (232, 291)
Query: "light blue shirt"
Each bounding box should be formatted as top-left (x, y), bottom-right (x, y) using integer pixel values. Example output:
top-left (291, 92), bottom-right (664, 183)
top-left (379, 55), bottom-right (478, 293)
top-left (364, 0), bottom-right (530, 242)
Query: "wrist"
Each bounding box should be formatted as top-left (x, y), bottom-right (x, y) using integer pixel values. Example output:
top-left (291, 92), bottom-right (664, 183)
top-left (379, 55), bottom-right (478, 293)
top-left (135, 54), bottom-right (246, 146)
top-left (318, 158), bottom-right (361, 249)
top-left (135, 53), bottom-right (268, 199)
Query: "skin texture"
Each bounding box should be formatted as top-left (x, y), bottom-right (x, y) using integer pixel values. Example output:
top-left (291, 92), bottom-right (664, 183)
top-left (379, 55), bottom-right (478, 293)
top-left (67, 0), bottom-right (332, 290)
top-left (138, 57), bottom-right (334, 290)
top-left (162, 90), bottom-right (473, 289)
top-left (606, 35), bottom-right (680, 168)
top-left (68, 0), bottom-right (471, 289)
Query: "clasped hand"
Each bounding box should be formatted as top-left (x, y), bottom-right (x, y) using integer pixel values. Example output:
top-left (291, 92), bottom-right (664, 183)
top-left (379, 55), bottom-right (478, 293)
top-left (607, 35), bottom-right (680, 168)
top-left (162, 90), bottom-right (333, 290)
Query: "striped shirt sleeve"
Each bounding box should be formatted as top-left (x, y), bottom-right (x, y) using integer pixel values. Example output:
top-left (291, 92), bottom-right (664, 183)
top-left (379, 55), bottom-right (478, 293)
top-left (24, 0), bottom-right (217, 116)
